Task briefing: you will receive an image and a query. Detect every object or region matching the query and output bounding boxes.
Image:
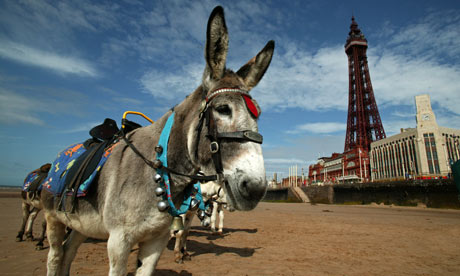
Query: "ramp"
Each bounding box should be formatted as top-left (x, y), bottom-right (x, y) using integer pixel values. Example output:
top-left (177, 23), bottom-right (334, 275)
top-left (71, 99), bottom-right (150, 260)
top-left (293, 187), bottom-right (310, 203)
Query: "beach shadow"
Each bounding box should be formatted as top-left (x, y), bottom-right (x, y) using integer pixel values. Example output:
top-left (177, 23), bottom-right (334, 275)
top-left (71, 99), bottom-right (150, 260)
top-left (190, 226), bottom-right (257, 234)
top-left (166, 238), bottom-right (258, 258)
top-left (128, 269), bottom-right (192, 276)
top-left (85, 237), bottom-right (107, 244)
top-left (187, 226), bottom-right (258, 241)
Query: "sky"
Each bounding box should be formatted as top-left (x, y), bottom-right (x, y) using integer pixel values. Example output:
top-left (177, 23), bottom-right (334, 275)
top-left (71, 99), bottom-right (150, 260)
top-left (1, 0), bottom-right (460, 186)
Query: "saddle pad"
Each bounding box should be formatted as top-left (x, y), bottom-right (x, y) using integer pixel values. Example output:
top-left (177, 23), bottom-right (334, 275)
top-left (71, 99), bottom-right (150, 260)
top-left (43, 142), bottom-right (118, 197)
top-left (22, 171), bottom-right (46, 192)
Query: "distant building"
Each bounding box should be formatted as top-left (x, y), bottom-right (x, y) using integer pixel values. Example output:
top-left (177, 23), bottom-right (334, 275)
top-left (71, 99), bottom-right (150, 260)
top-left (370, 94), bottom-right (460, 181)
top-left (308, 148), bottom-right (370, 185)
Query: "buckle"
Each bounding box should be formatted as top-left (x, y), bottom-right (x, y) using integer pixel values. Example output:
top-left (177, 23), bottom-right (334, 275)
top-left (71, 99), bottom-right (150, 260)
top-left (210, 141), bottom-right (219, 153)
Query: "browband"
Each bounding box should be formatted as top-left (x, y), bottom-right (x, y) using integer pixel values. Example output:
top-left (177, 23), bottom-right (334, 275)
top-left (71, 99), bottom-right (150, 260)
top-left (206, 88), bottom-right (249, 102)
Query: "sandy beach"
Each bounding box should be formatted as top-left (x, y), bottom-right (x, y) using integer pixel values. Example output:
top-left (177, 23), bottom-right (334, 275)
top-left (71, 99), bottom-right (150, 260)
top-left (1, 190), bottom-right (460, 276)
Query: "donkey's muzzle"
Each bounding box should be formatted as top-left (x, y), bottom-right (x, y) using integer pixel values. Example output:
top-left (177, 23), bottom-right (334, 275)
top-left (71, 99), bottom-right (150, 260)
top-left (237, 177), bottom-right (267, 202)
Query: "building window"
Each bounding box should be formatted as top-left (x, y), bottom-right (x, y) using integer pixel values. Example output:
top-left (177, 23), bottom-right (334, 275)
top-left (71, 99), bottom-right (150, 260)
top-left (424, 134), bottom-right (434, 174)
top-left (410, 138), bottom-right (418, 175)
top-left (429, 133), bottom-right (440, 174)
top-left (423, 133), bottom-right (440, 174)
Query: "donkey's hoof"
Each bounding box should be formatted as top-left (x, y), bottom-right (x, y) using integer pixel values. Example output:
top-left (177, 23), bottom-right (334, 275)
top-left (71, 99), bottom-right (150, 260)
top-left (175, 258), bottom-right (184, 264)
top-left (35, 244), bottom-right (44, 251)
top-left (183, 254), bottom-right (191, 261)
top-left (15, 237), bottom-right (23, 242)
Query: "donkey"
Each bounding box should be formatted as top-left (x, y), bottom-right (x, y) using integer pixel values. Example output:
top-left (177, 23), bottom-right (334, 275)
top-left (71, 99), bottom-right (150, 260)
top-left (201, 181), bottom-right (232, 234)
top-left (16, 163), bottom-right (51, 250)
top-left (41, 6), bottom-right (274, 276)
top-left (171, 181), bottom-right (230, 263)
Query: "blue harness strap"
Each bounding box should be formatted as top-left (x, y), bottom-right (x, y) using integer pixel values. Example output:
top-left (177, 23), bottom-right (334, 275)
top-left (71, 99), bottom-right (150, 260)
top-left (157, 112), bottom-right (205, 216)
top-left (194, 181), bottom-right (206, 210)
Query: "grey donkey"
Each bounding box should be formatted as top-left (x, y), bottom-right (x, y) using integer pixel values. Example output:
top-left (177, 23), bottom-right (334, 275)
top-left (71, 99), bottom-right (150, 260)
top-left (41, 6), bottom-right (274, 276)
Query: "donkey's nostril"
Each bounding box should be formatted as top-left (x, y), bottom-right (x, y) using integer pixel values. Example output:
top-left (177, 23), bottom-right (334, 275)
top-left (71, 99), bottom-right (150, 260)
top-left (239, 180), bottom-right (250, 198)
top-left (238, 178), bottom-right (266, 201)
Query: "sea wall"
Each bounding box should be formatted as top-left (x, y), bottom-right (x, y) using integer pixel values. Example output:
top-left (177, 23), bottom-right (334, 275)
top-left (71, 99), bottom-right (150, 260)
top-left (265, 179), bottom-right (460, 208)
top-left (263, 187), bottom-right (302, 202)
top-left (332, 179), bottom-right (459, 208)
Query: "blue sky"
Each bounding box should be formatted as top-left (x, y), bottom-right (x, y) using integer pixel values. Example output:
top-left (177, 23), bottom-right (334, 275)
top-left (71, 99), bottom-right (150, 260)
top-left (1, 0), bottom-right (459, 186)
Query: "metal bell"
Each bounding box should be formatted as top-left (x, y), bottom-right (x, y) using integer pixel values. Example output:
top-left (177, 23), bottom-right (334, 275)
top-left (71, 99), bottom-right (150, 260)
top-left (189, 198), bottom-right (200, 211)
top-left (154, 186), bottom-right (165, 196)
top-left (157, 200), bottom-right (169, 212)
top-left (170, 216), bottom-right (184, 231)
top-left (155, 145), bottom-right (163, 153)
top-left (153, 160), bottom-right (163, 169)
top-left (154, 174), bottom-right (163, 183)
top-left (197, 210), bottom-right (206, 221)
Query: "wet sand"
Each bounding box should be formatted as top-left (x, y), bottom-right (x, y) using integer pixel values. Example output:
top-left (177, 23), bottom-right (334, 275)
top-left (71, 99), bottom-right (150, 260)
top-left (1, 193), bottom-right (460, 275)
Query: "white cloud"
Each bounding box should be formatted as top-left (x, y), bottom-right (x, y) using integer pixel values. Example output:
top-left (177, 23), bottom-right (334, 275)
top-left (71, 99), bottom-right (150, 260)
top-left (381, 119), bottom-right (416, 136)
top-left (265, 158), bottom-right (308, 165)
top-left (287, 122), bottom-right (347, 134)
top-left (58, 121), bottom-right (100, 134)
top-left (254, 44), bottom-right (349, 111)
top-left (0, 88), bottom-right (46, 125)
top-left (113, 97), bottom-right (143, 106)
top-left (369, 51), bottom-right (460, 115)
top-left (0, 41), bottom-right (98, 77)
top-left (0, 86), bottom-right (91, 126)
top-left (140, 63), bottom-right (203, 101)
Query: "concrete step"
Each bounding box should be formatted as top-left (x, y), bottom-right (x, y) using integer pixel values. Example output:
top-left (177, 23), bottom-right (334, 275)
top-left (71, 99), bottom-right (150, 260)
top-left (293, 187), bottom-right (310, 203)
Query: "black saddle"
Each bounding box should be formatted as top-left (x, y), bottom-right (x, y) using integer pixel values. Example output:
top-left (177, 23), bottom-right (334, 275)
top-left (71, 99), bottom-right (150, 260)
top-left (89, 118), bottom-right (119, 141)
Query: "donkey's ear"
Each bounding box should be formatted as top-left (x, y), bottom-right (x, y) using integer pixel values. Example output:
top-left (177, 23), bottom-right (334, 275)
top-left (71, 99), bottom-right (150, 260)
top-left (237, 40), bottom-right (275, 91)
top-left (202, 6), bottom-right (229, 91)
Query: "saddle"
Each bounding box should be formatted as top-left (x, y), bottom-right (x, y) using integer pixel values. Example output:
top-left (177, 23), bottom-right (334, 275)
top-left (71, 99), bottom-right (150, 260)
top-left (23, 163), bottom-right (52, 197)
top-left (52, 118), bottom-right (142, 212)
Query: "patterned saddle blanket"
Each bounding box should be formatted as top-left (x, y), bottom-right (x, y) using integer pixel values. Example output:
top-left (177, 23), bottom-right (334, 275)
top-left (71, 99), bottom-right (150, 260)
top-left (22, 163), bottom-right (51, 193)
top-left (43, 140), bottom-right (118, 197)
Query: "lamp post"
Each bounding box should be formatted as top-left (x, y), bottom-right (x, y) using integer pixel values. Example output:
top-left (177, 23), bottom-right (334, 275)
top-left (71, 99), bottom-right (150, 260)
top-left (359, 148), bottom-right (362, 182)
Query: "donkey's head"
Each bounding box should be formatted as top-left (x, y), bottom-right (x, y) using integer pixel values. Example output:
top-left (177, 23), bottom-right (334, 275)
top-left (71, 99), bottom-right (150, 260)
top-left (192, 6), bottom-right (274, 211)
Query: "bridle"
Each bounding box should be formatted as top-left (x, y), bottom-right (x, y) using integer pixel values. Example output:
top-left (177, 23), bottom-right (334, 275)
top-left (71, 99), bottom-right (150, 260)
top-left (122, 87), bottom-right (263, 216)
top-left (194, 87), bottom-right (263, 183)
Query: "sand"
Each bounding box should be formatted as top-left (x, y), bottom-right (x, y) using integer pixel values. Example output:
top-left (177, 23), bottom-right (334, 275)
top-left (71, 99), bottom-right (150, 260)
top-left (1, 193), bottom-right (460, 276)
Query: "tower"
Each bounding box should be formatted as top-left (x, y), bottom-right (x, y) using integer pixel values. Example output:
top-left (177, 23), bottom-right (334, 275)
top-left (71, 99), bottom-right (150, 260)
top-left (344, 16), bottom-right (386, 152)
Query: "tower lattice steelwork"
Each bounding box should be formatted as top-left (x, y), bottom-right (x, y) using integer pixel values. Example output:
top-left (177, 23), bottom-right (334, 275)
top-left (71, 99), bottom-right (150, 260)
top-left (344, 16), bottom-right (386, 152)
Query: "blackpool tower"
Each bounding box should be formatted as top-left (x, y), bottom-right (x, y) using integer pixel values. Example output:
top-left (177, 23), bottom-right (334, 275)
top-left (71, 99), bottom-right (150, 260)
top-left (344, 16), bottom-right (386, 152)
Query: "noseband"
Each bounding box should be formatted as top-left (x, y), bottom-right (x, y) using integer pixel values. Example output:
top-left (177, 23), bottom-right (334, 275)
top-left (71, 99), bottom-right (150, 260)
top-left (194, 87), bottom-right (263, 183)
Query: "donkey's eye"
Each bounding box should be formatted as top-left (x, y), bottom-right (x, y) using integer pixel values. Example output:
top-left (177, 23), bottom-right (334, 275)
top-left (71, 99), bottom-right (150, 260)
top-left (215, 105), bottom-right (232, 116)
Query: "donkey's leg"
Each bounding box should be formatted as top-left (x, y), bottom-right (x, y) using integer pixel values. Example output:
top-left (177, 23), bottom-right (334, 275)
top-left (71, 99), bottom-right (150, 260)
top-left (25, 207), bottom-right (40, 240)
top-left (210, 201), bottom-right (218, 233)
top-left (180, 211), bottom-right (195, 261)
top-left (136, 231), bottom-right (170, 276)
top-left (35, 220), bottom-right (47, 250)
top-left (173, 228), bottom-right (184, 263)
top-left (217, 204), bottom-right (224, 233)
top-left (107, 230), bottom-right (133, 276)
top-left (45, 214), bottom-right (67, 276)
top-left (172, 212), bottom-right (194, 263)
top-left (16, 202), bottom-right (30, 242)
top-left (60, 230), bottom-right (87, 276)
